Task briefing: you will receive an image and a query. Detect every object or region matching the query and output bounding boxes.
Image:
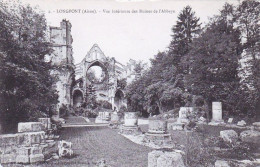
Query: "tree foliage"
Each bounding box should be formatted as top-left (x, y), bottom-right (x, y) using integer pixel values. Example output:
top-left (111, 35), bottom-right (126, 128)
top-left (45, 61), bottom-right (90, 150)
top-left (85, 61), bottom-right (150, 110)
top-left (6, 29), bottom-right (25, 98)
top-left (126, 1), bottom-right (259, 119)
top-left (0, 1), bottom-right (58, 133)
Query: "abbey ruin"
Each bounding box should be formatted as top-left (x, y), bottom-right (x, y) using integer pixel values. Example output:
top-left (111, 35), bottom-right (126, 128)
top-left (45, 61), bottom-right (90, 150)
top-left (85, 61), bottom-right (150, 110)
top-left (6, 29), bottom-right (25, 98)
top-left (46, 20), bottom-right (137, 112)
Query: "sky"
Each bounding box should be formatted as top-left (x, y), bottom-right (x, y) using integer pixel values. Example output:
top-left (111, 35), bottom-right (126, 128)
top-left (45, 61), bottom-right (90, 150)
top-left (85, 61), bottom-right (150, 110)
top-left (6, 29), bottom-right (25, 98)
top-left (19, 0), bottom-right (240, 65)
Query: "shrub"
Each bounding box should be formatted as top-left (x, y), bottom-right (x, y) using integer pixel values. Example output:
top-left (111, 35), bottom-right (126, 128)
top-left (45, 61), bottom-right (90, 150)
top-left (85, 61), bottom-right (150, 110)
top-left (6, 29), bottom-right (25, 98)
top-left (59, 104), bottom-right (71, 118)
top-left (97, 100), bottom-right (112, 109)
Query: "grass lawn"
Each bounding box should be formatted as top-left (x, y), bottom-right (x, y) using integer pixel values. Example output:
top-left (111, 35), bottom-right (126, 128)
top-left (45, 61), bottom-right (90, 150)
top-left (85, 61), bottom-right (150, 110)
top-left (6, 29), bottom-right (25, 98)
top-left (43, 126), bottom-right (152, 167)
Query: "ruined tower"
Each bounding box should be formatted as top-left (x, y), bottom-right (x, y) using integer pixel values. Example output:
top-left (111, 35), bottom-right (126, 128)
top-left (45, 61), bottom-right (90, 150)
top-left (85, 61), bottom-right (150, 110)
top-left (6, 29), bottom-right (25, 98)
top-left (48, 19), bottom-right (75, 111)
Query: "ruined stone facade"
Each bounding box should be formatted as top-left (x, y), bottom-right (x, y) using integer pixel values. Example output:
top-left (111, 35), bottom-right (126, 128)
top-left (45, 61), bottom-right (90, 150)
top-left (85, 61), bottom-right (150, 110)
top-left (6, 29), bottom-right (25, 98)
top-left (72, 44), bottom-right (136, 110)
top-left (48, 20), bottom-right (137, 111)
top-left (46, 20), bottom-right (75, 110)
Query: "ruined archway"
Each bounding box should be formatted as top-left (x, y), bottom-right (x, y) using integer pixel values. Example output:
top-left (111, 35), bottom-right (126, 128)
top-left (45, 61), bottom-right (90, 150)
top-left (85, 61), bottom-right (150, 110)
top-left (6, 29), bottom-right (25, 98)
top-left (86, 61), bottom-right (108, 84)
top-left (114, 89), bottom-right (125, 111)
top-left (73, 90), bottom-right (83, 108)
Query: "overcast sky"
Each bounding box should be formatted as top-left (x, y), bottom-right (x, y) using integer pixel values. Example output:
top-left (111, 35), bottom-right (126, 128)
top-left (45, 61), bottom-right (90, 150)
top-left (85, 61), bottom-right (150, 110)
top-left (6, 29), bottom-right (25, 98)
top-left (20, 0), bottom-right (240, 65)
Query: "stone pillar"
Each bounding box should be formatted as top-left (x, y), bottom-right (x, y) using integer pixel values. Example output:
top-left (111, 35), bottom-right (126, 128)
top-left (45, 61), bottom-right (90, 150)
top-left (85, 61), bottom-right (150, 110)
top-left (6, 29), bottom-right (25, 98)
top-left (144, 119), bottom-right (172, 147)
top-left (212, 102), bottom-right (223, 122)
top-left (120, 112), bottom-right (139, 135)
top-left (95, 112), bottom-right (111, 124)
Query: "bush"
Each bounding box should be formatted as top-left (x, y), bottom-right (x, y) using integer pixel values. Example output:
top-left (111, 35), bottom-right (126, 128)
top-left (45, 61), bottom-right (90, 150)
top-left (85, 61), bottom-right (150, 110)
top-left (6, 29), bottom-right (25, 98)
top-left (59, 104), bottom-right (72, 118)
top-left (96, 100), bottom-right (112, 109)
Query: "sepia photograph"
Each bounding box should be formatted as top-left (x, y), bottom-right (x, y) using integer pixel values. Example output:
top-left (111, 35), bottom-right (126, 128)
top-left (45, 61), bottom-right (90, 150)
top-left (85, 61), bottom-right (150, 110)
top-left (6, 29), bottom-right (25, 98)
top-left (0, 0), bottom-right (259, 166)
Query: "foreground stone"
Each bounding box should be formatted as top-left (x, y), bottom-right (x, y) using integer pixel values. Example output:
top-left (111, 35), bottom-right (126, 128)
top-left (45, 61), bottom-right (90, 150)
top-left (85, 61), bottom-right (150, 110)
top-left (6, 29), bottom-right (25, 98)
top-left (253, 122), bottom-right (260, 131)
top-left (220, 130), bottom-right (238, 144)
top-left (148, 150), bottom-right (185, 167)
top-left (38, 118), bottom-right (52, 130)
top-left (240, 130), bottom-right (260, 144)
top-left (58, 140), bottom-right (73, 157)
top-left (237, 120), bottom-right (247, 127)
top-left (215, 160), bottom-right (230, 167)
top-left (0, 121), bottom-right (59, 164)
top-left (18, 122), bottom-right (44, 133)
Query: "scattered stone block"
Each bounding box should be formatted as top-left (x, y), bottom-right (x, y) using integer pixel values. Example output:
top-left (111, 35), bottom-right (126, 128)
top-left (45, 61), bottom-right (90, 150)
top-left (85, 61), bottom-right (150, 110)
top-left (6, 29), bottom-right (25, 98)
top-left (0, 145), bottom-right (17, 154)
top-left (38, 118), bottom-right (52, 130)
top-left (18, 122), bottom-right (44, 133)
top-left (29, 154), bottom-right (44, 163)
top-left (227, 118), bottom-right (233, 124)
top-left (17, 147), bottom-right (30, 156)
top-left (199, 116), bottom-right (207, 123)
top-left (58, 147), bottom-right (73, 157)
top-left (16, 155), bottom-right (30, 164)
top-left (220, 130), bottom-right (238, 144)
top-left (148, 150), bottom-right (185, 167)
top-left (42, 142), bottom-right (57, 160)
top-left (31, 145), bottom-right (43, 155)
top-left (124, 112), bottom-right (138, 126)
top-left (148, 119), bottom-right (167, 134)
top-left (253, 122), bottom-right (260, 131)
top-left (18, 131), bottom-right (45, 146)
top-left (58, 140), bottom-right (72, 149)
top-left (177, 107), bottom-right (193, 123)
top-left (237, 120), bottom-right (246, 127)
top-left (52, 154), bottom-right (59, 160)
top-left (215, 160), bottom-right (230, 167)
top-left (0, 134), bottom-right (18, 147)
top-left (240, 130), bottom-right (260, 144)
top-left (148, 150), bottom-right (162, 167)
top-left (0, 153), bottom-right (16, 164)
top-left (58, 140), bottom-right (73, 157)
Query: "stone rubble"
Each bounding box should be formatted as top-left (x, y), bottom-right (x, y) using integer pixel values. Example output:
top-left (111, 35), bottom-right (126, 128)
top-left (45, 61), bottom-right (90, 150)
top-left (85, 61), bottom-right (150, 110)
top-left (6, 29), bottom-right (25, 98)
top-left (0, 118), bottom-right (66, 164)
top-left (240, 130), bottom-right (260, 144)
top-left (220, 129), bottom-right (238, 144)
top-left (237, 120), bottom-right (247, 127)
top-left (148, 150), bottom-right (186, 167)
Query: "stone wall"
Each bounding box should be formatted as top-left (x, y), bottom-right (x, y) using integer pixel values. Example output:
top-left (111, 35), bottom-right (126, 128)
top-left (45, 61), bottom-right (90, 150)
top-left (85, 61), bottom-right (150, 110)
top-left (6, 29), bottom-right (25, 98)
top-left (0, 119), bottom-right (58, 164)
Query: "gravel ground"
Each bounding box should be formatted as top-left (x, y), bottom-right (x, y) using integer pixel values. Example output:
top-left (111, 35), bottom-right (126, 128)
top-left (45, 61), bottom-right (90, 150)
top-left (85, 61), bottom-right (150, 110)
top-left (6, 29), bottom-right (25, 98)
top-left (43, 126), bottom-right (152, 167)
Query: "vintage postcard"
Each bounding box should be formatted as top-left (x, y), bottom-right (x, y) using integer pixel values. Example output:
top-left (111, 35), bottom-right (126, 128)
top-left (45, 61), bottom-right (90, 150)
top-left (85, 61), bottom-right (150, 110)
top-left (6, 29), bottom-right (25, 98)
top-left (0, 0), bottom-right (259, 166)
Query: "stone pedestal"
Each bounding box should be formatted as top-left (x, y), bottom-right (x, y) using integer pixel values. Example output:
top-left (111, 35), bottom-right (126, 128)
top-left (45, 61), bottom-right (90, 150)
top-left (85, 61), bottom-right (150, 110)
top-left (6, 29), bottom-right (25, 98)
top-left (144, 119), bottom-right (172, 146)
top-left (124, 112), bottom-right (138, 126)
top-left (95, 112), bottom-right (111, 124)
top-left (211, 102), bottom-right (224, 123)
top-left (120, 112), bottom-right (139, 134)
top-left (110, 112), bottom-right (119, 124)
top-left (177, 107), bottom-right (194, 123)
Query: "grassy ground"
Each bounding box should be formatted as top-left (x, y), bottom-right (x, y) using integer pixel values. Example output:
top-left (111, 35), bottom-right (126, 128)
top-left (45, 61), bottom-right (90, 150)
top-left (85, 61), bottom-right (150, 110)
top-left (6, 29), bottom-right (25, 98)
top-left (43, 126), bottom-right (152, 167)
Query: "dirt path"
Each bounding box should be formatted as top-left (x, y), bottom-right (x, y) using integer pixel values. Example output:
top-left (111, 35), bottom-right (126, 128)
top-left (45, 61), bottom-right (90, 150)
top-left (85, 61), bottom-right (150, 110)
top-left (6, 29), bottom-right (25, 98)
top-left (44, 126), bottom-right (152, 167)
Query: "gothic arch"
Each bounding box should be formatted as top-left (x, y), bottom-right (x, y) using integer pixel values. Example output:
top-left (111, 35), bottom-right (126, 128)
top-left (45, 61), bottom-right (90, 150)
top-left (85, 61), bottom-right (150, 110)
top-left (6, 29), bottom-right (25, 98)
top-left (72, 89), bottom-right (84, 107)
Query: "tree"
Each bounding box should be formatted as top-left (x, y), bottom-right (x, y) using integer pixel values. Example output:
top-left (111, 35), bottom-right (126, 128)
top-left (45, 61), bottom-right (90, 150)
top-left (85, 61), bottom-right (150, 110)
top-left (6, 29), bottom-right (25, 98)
top-left (0, 1), bottom-right (58, 133)
top-left (184, 4), bottom-right (241, 116)
top-left (84, 84), bottom-right (97, 109)
top-left (236, 0), bottom-right (260, 118)
top-left (169, 5), bottom-right (201, 73)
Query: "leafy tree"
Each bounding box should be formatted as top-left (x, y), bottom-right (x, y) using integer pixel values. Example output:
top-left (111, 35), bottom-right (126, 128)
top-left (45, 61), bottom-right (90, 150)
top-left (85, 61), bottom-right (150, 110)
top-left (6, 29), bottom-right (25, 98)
top-left (184, 4), bottom-right (241, 116)
top-left (0, 1), bottom-right (58, 133)
top-left (169, 5), bottom-right (201, 73)
top-left (236, 0), bottom-right (260, 118)
top-left (84, 84), bottom-right (97, 109)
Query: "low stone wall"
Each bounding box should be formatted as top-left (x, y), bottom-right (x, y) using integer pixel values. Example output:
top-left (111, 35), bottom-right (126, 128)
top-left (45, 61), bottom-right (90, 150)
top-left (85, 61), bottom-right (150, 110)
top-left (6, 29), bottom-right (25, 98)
top-left (0, 118), bottom-right (58, 164)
